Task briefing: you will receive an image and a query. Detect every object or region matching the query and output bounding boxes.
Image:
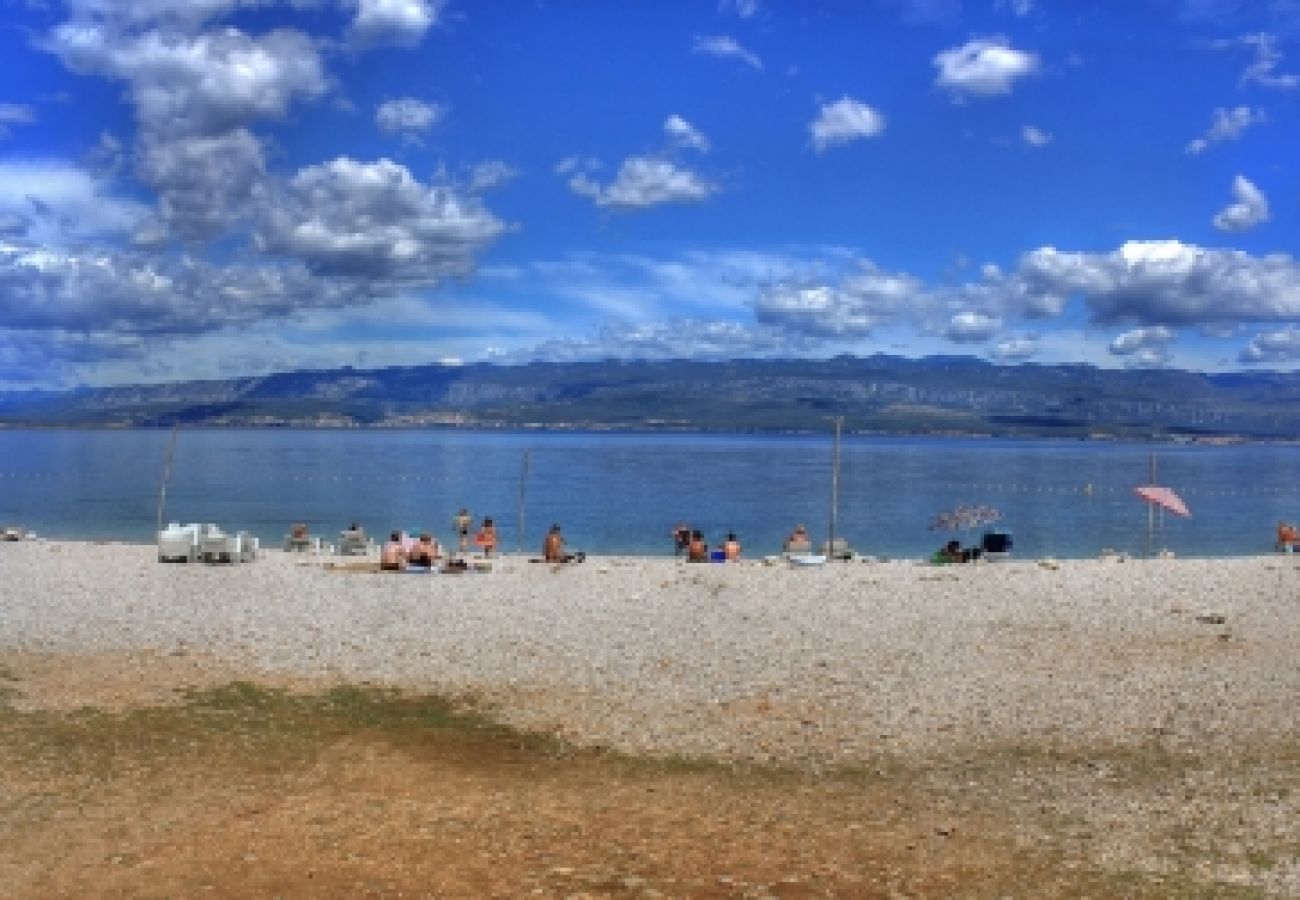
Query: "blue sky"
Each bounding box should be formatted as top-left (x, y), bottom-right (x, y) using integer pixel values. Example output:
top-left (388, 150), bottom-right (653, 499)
top-left (2, 0), bottom-right (1299, 388)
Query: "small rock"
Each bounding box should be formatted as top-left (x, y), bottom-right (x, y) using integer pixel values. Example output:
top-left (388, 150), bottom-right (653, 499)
top-left (1195, 613), bottom-right (1226, 625)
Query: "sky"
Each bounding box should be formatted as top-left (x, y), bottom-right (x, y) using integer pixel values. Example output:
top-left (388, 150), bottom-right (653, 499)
top-left (1, 0), bottom-right (1299, 389)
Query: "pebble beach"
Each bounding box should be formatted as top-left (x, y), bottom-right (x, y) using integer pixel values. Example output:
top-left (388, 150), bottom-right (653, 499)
top-left (4, 539), bottom-right (1298, 766)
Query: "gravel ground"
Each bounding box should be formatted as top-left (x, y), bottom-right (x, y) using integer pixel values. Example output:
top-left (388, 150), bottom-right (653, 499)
top-left (3, 539), bottom-right (1299, 766)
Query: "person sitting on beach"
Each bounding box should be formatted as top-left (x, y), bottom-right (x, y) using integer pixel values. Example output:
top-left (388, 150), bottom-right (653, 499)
top-left (454, 508), bottom-right (472, 553)
top-left (724, 532), bottom-right (742, 561)
top-left (544, 523), bottom-right (568, 563)
top-left (380, 531), bottom-right (407, 571)
top-left (934, 539), bottom-right (966, 564)
top-left (408, 532), bottom-right (440, 568)
top-left (672, 522), bottom-right (691, 556)
top-left (474, 517), bottom-right (498, 557)
top-left (687, 529), bottom-right (708, 562)
top-left (1277, 521), bottom-right (1298, 552)
top-left (784, 523), bottom-right (811, 552)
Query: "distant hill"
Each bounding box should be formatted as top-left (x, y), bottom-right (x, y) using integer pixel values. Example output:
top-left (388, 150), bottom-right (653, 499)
top-left (4, 354), bottom-right (1300, 439)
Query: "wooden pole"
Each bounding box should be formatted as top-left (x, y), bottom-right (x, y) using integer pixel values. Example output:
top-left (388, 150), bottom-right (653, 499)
top-left (829, 416), bottom-right (842, 560)
top-left (155, 423), bottom-right (180, 537)
top-left (517, 449), bottom-right (531, 554)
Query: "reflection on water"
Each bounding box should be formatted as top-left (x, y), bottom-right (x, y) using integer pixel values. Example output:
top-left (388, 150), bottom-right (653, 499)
top-left (1, 429), bottom-right (1298, 559)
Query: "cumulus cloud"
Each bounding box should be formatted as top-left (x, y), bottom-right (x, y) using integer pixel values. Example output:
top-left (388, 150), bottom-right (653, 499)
top-left (1213, 174), bottom-right (1269, 232)
top-left (0, 103), bottom-right (35, 139)
top-left (375, 97), bottom-right (444, 136)
top-left (348, 0), bottom-right (442, 48)
top-left (810, 97), bottom-right (886, 152)
top-left (1240, 327), bottom-right (1300, 363)
top-left (0, 243), bottom-right (358, 338)
top-left (1018, 240), bottom-right (1300, 326)
top-left (257, 157), bottom-right (506, 280)
top-left (1021, 124), bottom-right (1052, 147)
top-left (136, 129), bottom-right (267, 240)
top-left (1109, 326), bottom-right (1175, 366)
top-left (934, 36), bottom-right (1038, 98)
top-left (48, 24), bottom-right (327, 137)
top-left (692, 34), bottom-right (762, 69)
top-left (567, 157), bottom-right (718, 209)
top-left (754, 264), bottom-right (920, 336)
top-left (664, 115), bottom-right (710, 152)
top-left (945, 310), bottom-right (1001, 343)
top-left (1185, 106), bottom-right (1264, 154)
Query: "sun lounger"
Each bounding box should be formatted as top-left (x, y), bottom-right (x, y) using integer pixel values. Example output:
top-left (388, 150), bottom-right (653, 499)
top-left (782, 538), bottom-right (813, 558)
top-left (157, 522), bottom-right (200, 562)
top-left (200, 527), bottom-right (240, 564)
top-left (821, 538), bottom-right (854, 560)
top-left (337, 529), bottom-right (369, 557)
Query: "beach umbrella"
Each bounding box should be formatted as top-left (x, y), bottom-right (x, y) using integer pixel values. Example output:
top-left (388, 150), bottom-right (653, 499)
top-left (1135, 454), bottom-right (1190, 556)
top-left (928, 504), bottom-right (1002, 531)
top-left (1133, 485), bottom-right (1191, 518)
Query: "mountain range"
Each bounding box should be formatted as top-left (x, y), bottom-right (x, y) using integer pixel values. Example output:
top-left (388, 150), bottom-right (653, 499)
top-left (4, 355), bottom-right (1300, 440)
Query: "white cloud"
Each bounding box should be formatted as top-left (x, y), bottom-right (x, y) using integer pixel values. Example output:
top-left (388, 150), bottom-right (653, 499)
top-left (136, 129), bottom-right (267, 240)
top-left (934, 36), bottom-right (1039, 97)
top-left (991, 334), bottom-right (1038, 361)
top-left (257, 157), bottom-right (506, 280)
top-left (0, 160), bottom-right (151, 242)
top-left (348, 0), bottom-right (442, 48)
top-left (1021, 124), bottom-right (1052, 147)
top-left (664, 114), bottom-right (710, 152)
top-left (1109, 326), bottom-right (1174, 366)
top-left (1241, 327), bottom-right (1300, 363)
top-left (719, 0), bottom-right (760, 18)
top-left (1185, 106), bottom-right (1264, 154)
top-left (468, 160), bottom-right (517, 191)
top-left (0, 104), bottom-right (36, 139)
top-left (1018, 240), bottom-right (1300, 326)
top-left (754, 263), bottom-right (920, 336)
top-left (1236, 32), bottom-right (1299, 89)
top-left (1213, 174), bottom-right (1269, 232)
top-left (48, 24), bottom-right (328, 137)
top-left (528, 319), bottom-right (806, 364)
top-left (567, 157), bottom-right (718, 209)
top-left (375, 97), bottom-right (444, 135)
top-left (945, 310), bottom-right (1001, 342)
top-left (692, 34), bottom-right (762, 69)
top-left (996, 0), bottom-right (1034, 15)
top-left (810, 97), bottom-right (886, 152)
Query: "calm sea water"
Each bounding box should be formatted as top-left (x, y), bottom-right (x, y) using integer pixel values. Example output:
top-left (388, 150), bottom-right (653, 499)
top-left (0, 429), bottom-right (1297, 559)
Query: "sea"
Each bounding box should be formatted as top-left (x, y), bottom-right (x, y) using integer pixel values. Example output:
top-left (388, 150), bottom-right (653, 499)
top-left (0, 428), bottom-right (1296, 559)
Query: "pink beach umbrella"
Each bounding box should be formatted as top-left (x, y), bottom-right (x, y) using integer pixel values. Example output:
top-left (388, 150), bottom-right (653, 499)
top-left (1133, 484), bottom-right (1191, 518)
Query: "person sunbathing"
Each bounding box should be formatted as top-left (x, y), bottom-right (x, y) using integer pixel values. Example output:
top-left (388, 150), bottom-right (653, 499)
top-left (408, 532), bottom-right (440, 568)
top-left (380, 531), bottom-right (406, 571)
